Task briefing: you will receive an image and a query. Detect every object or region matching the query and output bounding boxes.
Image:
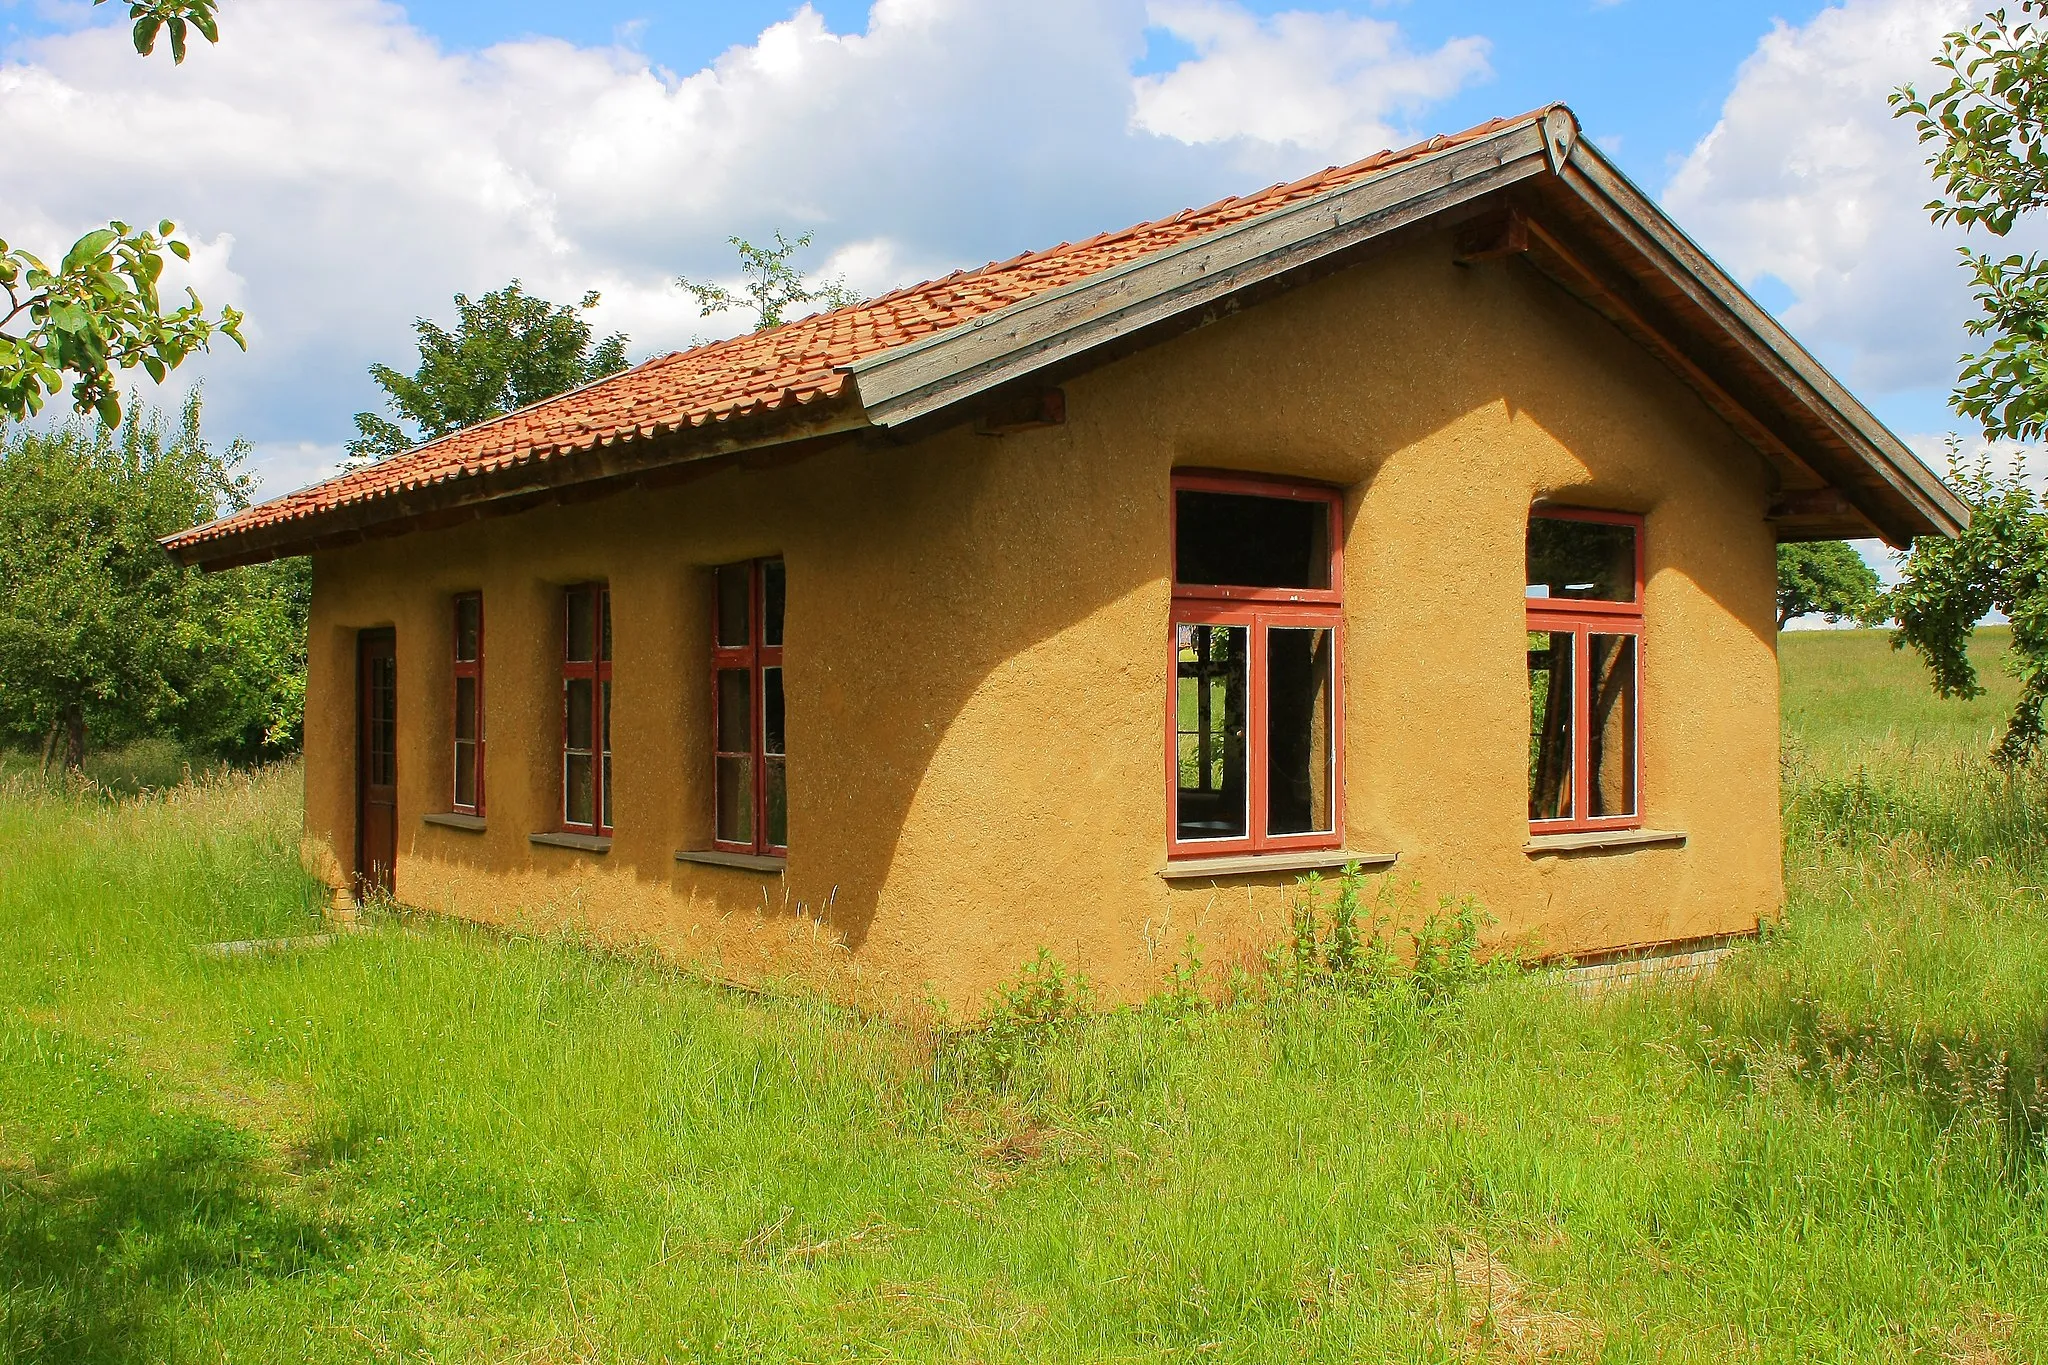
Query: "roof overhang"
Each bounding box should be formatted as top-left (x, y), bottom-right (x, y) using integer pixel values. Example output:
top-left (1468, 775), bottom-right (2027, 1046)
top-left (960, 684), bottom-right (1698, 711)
top-left (166, 105), bottom-right (1962, 570)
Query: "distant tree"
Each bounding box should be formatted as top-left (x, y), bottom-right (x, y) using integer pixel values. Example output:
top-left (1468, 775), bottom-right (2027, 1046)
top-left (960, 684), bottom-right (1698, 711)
top-left (0, 394), bottom-right (308, 768)
top-left (1777, 541), bottom-right (1882, 630)
top-left (1, 2), bottom-right (241, 427)
top-left (348, 282), bottom-right (630, 467)
top-left (676, 232), bottom-right (861, 332)
top-left (1887, 6), bottom-right (2048, 763)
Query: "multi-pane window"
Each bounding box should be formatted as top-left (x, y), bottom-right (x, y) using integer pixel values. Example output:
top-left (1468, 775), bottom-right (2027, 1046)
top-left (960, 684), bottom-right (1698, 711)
top-left (1168, 474), bottom-right (1343, 858)
top-left (712, 559), bottom-right (787, 856)
top-left (1526, 509), bottom-right (1642, 832)
top-left (562, 583), bottom-right (612, 836)
top-left (452, 592), bottom-right (483, 815)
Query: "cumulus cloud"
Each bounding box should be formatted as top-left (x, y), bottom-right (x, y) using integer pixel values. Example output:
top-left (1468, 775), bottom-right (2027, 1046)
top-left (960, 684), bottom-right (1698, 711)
top-left (1662, 0), bottom-right (2047, 403)
top-left (1133, 2), bottom-right (1490, 160)
top-left (0, 0), bottom-right (1490, 494)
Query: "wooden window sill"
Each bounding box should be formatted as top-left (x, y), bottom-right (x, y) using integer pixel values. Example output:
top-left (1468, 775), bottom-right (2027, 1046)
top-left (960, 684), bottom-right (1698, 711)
top-left (1525, 828), bottom-right (1685, 856)
top-left (1158, 849), bottom-right (1397, 881)
top-left (676, 849), bottom-right (786, 873)
top-left (422, 812), bottom-right (486, 833)
top-left (530, 831), bottom-right (612, 853)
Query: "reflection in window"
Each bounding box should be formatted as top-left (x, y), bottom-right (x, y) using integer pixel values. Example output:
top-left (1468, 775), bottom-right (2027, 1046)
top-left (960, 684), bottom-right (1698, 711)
top-left (1589, 634), bottom-right (1637, 818)
top-left (1527, 630), bottom-right (1573, 822)
top-left (1526, 516), bottom-right (1636, 602)
top-left (1267, 626), bottom-right (1334, 836)
top-left (1175, 623), bottom-right (1249, 841)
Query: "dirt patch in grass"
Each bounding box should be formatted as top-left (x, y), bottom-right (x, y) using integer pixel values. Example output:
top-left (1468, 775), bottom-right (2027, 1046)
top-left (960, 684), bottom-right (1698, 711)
top-left (1402, 1238), bottom-right (1601, 1363)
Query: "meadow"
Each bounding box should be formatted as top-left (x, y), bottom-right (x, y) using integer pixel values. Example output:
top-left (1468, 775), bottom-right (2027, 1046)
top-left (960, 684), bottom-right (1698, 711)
top-left (1, 630), bottom-right (2045, 1363)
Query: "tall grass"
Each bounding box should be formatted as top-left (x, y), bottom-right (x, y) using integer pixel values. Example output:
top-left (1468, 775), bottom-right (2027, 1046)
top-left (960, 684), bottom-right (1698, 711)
top-left (1, 635), bottom-right (2045, 1362)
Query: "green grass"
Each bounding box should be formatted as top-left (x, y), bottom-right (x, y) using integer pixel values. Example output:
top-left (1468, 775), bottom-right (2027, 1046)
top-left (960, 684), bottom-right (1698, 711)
top-left (2, 632), bottom-right (2046, 1362)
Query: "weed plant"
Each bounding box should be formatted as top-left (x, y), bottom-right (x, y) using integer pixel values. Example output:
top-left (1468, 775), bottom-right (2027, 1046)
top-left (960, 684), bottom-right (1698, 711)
top-left (0, 634), bottom-right (2045, 1361)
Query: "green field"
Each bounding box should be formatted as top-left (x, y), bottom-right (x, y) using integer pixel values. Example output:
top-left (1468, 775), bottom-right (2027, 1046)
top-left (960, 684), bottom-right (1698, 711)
top-left (2, 631), bottom-right (2045, 1363)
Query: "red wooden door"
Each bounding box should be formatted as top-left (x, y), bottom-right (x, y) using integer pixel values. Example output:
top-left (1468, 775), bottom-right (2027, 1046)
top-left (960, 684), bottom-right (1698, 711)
top-left (356, 629), bottom-right (398, 899)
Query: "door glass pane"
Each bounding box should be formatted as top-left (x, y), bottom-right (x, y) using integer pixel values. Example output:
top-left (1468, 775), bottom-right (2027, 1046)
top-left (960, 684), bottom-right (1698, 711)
top-left (1589, 634), bottom-right (1638, 818)
top-left (371, 655), bottom-right (396, 787)
top-left (1526, 517), bottom-right (1636, 603)
top-left (717, 670), bottom-right (751, 752)
top-left (717, 756), bottom-right (754, 843)
top-left (1528, 630), bottom-right (1574, 822)
top-left (763, 560), bottom-right (785, 647)
top-left (455, 596), bottom-right (480, 662)
top-left (1267, 625), bottom-right (1335, 836)
top-left (566, 678), bottom-right (593, 751)
top-left (1175, 491), bottom-right (1331, 589)
top-left (567, 587), bottom-right (595, 662)
top-left (1175, 623), bottom-right (1249, 841)
top-left (763, 667), bottom-right (784, 756)
top-left (565, 754), bottom-right (594, 827)
top-left (716, 565), bottom-right (750, 647)
top-left (454, 740), bottom-right (477, 810)
top-left (766, 757), bottom-right (787, 848)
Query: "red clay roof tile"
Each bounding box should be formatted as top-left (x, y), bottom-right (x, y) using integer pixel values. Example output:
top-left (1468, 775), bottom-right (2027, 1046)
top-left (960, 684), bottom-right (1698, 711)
top-left (166, 112), bottom-right (1542, 558)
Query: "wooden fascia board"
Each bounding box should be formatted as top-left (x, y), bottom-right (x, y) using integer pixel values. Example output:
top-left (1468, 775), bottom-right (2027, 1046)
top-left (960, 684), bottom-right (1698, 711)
top-left (1556, 141), bottom-right (1968, 541)
top-left (166, 397), bottom-right (871, 570)
top-left (844, 116), bottom-right (1560, 428)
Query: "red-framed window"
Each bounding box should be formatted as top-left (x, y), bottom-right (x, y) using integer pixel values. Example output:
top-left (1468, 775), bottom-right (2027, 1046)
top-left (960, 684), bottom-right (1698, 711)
top-left (562, 583), bottom-right (612, 836)
top-left (712, 559), bottom-right (786, 856)
top-left (1167, 472), bottom-right (1344, 859)
top-left (452, 592), bottom-right (484, 816)
top-left (1526, 507), bottom-right (1643, 834)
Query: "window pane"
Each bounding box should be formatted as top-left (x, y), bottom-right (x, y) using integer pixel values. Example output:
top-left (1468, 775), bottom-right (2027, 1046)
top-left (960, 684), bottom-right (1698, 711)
top-left (566, 678), bottom-right (594, 751)
top-left (717, 755), bottom-right (754, 843)
top-left (763, 666), bottom-right (784, 756)
top-left (1526, 517), bottom-right (1636, 602)
top-left (566, 587), bottom-right (595, 662)
top-left (1528, 630), bottom-right (1574, 822)
top-left (602, 753), bottom-right (613, 832)
top-left (1267, 626), bottom-right (1335, 836)
top-left (717, 670), bottom-right (751, 752)
top-left (1175, 490), bottom-right (1331, 590)
top-left (766, 757), bottom-right (787, 848)
top-left (1175, 623), bottom-right (1249, 841)
top-left (371, 655), bottom-right (396, 787)
top-left (565, 753), bottom-right (594, 827)
top-left (1589, 634), bottom-right (1638, 818)
top-left (716, 565), bottom-right (750, 647)
top-left (454, 676), bottom-right (477, 743)
top-left (454, 740), bottom-right (477, 810)
top-left (763, 560), bottom-right (785, 647)
top-left (600, 590), bottom-right (612, 663)
top-left (455, 596), bottom-right (480, 662)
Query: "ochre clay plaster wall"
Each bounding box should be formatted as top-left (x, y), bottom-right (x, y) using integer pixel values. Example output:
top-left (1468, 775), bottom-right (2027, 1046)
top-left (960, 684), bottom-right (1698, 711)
top-left (301, 230), bottom-right (1783, 1012)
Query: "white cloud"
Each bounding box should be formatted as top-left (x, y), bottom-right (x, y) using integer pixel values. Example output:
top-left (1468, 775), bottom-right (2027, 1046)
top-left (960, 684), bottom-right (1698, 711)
top-left (1662, 0), bottom-right (2047, 406)
top-left (1133, 2), bottom-right (1489, 160)
top-left (1, 0), bottom-right (1487, 492)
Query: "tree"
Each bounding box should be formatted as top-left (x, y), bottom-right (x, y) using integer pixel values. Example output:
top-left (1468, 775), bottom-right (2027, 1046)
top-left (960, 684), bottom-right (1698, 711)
top-left (1776, 541), bottom-right (1882, 630)
top-left (676, 232), bottom-right (861, 332)
top-left (0, 394), bottom-right (308, 768)
top-left (348, 282), bottom-right (630, 467)
top-left (0, 2), bottom-right (242, 428)
top-left (1886, 5), bottom-right (2048, 763)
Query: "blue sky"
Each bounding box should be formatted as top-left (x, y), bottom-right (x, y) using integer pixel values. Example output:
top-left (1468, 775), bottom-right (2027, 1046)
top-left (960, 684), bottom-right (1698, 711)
top-left (0, 0), bottom-right (1991, 490)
